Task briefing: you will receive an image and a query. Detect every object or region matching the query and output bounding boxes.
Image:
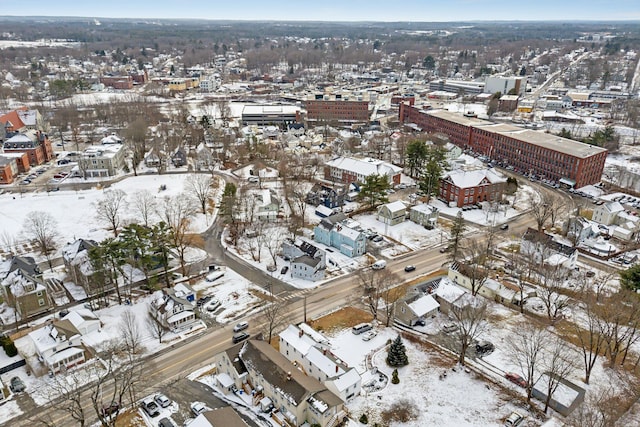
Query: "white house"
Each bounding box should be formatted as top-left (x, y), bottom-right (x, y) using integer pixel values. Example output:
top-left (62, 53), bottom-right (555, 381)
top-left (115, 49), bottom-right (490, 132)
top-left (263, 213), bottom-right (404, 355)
top-left (377, 201), bottom-right (407, 226)
top-left (28, 309), bottom-right (100, 375)
top-left (521, 228), bottom-right (578, 270)
top-left (279, 324), bottom-right (362, 402)
top-left (396, 293), bottom-right (440, 326)
top-left (409, 203), bottom-right (439, 228)
top-left (592, 201), bottom-right (624, 225)
top-left (149, 289), bottom-right (197, 331)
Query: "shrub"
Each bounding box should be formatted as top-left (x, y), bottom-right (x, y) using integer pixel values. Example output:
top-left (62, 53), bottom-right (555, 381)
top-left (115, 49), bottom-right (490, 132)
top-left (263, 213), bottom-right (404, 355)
top-left (391, 368), bottom-right (400, 384)
top-left (0, 336), bottom-right (17, 357)
top-left (359, 413), bottom-right (369, 424)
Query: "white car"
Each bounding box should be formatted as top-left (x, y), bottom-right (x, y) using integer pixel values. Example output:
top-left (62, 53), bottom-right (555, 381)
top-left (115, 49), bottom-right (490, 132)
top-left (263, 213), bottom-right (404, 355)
top-left (362, 330), bottom-right (377, 341)
top-left (191, 401), bottom-right (207, 416)
top-left (206, 300), bottom-right (221, 312)
top-left (154, 393), bottom-right (171, 408)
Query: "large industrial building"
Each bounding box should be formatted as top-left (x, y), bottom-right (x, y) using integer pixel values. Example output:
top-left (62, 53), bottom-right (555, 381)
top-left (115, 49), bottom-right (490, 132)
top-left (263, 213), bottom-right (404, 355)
top-left (399, 104), bottom-right (607, 188)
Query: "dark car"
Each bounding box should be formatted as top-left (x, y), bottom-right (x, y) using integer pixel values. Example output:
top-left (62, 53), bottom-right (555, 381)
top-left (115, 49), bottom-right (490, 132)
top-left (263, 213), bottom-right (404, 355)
top-left (9, 376), bottom-right (26, 393)
top-left (232, 332), bottom-right (250, 344)
top-left (404, 265), bottom-right (416, 272)
top-left (280, 266), bottom-right (289, 274)
top-left (101, 402), bottom-right (120, 417)
top-left (196, 296), bottom-right (212, 307)
top-left (475, 341), bottom-right (495, 356)
top-left (158, 418), bottom-right (174, 427)
top-left (505, 372), bottom-right (527, 388)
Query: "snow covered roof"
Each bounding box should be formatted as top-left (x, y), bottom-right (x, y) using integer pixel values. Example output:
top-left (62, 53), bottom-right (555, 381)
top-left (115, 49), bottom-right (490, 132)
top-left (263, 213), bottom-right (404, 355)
top-left (48, 346), bottom-right (85, 365)
top-left (443, 168), bottom-right (506, 189)
top-left (280, 324), bottom-right (317, 356)
top-left (603, 201), bottom-right (624, 214)
top-left (434, 278), bottom-right (466, 303)
top-left (381, 201), bottom-right (406, 213)
top-left (325, 156), bottom-right (402, 177)
top-left (410, 203), bottom-right (438, 214)
top-left (407, 294), bottom-right (440, 316)
top-left (329, 368), bottom-right (361, 392)
top-left (166, 310), bottom-right (195, 324)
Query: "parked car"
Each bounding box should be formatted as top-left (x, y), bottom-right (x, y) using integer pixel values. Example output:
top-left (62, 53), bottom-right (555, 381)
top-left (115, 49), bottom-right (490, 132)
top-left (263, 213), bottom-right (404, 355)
top-left (140, 398), bottom-right (160, 417)
top-left (9, 376), bottom-right (25, 393)
top-left (205, 299), bottom-right (221, 312)
top-left (191, 401), bottom-right (207, 416)
top-left (232, 332), bottom-right (250, 344)
top-left (441, 323), bottom-right (458, 333)
top-left (101, 402), bottom-right (120, 417)
top-left (505, 372), bottom-right (527, 388)
top-left (280, 266), bottom-right (289, 274)
top-left (504, 412), bottom-right (525, 426)
top-left (404, 265), bottom-right (416, 272)
top-left (158, 418), bottom-right (175, 427)
top-left (362, 330), bottom-right (377, 341)
top-left (233, 321), bottom-right (249, 332)
top-left (372, 235), bottom-right (384, 243)
top-left (475, 341), bottom-right (495, 356)
top-left (196, 296), bottom-right (212, 307)
top-left (154, 393), bottom-right (172, 408)
top-left (499, 224), bottom-right (509, 230)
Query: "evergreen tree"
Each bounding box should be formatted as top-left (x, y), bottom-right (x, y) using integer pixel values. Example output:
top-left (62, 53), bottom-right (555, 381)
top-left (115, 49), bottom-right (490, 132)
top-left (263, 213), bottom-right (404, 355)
top-left (357, 174), bottom-right (390, 209)
top-left (391, 368), bottom-right (400, 384)
top-left (449, 211), bottom-right (467, 262)
top-left (386, 336), bottom-right (409, 367)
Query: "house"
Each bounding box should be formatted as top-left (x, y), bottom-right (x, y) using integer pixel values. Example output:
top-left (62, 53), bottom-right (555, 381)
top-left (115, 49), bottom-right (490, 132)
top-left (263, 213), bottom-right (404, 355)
top-left (190, 407), bottom-right (249, 427)
top-left (167, 282), bottom-right (196, 303)
top-left (306, 183), bottom-right (348, 209)
top-left (439, 168), bottom-right (507, 207)
top-left (0, 156), bottom-right (19, 184)
top-left (255, 189), bottom-right (281, 221)
top-left (0, 256), bottom-right (52, 318)
top-left (149, 289), bottom-right (197, 331)
top-left (171, 147), bottom-right (188, 167)
top-left (282, 239), bottom-right (326, 281)
top-left (27, 309), bottom-right (100, 375)
top-left (279, 324), bottom-right (362, 402)
top-left (62, 239), bottom-right (100, 295)
top-left (214, 339), bottom-right (346, 427)
top-left (409, 204), bottom-right (439, 229)
top-left (521, 228), bottom-right (578, 269)
top-left (314, 213), bottom-right (367, 257)
top-left (592, 201), bottom-right (624, 225)
top-left (324, 156), bottom-right (402, 186)
top-left (448, 264), bottom-right (517, 304)
top-left (564, 217), bottom-right (599, 245)
top-left (396, 293), bottom-right (440, 326)
top-left (433, 277), bottom-right (471, 315)
top-left (144, 149), bottom-right (161, 167)
top-left (377, 201), bottom-right (406, 226)
top-left (315, 205), bottom-right (336, 218)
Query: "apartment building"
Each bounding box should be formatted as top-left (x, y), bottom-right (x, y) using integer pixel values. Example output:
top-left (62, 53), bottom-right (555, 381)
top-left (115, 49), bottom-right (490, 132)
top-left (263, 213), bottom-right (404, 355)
top-left (399, 106), bottom-right (607, 188)
top-left (2, 130), bottom-right (54, 167)
top-left (439, 168), bottom-right (507, 207)
top-left (77, 136), bottom-right (126, 178)
top-left (324, 156), bottom-right (402, 186)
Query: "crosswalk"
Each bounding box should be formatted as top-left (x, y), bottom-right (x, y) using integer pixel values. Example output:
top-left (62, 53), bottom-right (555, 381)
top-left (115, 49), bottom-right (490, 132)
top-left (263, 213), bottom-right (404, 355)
top-left (278, 288), bottom-right (314, 302)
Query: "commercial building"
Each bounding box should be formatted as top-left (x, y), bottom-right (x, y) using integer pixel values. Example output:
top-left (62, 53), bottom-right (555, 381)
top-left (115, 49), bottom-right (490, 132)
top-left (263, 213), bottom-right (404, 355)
top-left (324, 156), bottom-right (402, 186)
top-left (77, 135), bottom-right (126, 178)
top-left (399, 106), bottom-right (607, 188)
top-left (241, 104), bottom-right (301, 126)
top-left (484, 76), bottom-right (527, 96)
top-left (439, 168), bottom-right (507, 207)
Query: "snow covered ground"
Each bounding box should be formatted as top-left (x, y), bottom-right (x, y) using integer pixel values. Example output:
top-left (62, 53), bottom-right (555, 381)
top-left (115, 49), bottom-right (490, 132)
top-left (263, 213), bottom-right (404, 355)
top-left (0, 173), bottom-right (219, 258)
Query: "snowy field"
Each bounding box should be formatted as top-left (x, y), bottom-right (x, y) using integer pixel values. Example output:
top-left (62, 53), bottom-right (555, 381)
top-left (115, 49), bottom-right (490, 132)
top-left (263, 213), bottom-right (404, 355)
top-left (0, 173), bottom-right (219, 257)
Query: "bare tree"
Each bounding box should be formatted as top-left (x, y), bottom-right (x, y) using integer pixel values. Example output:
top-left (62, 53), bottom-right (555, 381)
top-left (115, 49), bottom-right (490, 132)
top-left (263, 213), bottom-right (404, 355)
top-left (185, 174), bottom-right (215, 215)
top-left (449, 299), bottom-right (487, 366)
top-left (537, 266), bottom-right (571, 323)
top-left (119, 309), bottom-right (144, 356)
top-left (159, 194), bottom-right (197, 274)
top-left (358, 267), bottom-right (398, 322)
top-left (44, 370), bottom-right (88, 427)
top-left (262, 296), bottom-right (285, 344)
top-left (264, 224), bottom-right (286, 268)
top-left (572, 288), bottom-right (606, 384)
top-left (597, 289), bottom-right (640, 367)
top-left (542, 336), bottom-right (578, 413)
top-left (565, 385), bottom-right (623, 427)
top-left (146, 308), bottom-right (168, 344)
top-left (22, 211), bottom-right (59, 270)
top-left (130, 190), bottom-right (157, 227)
top-left (530, 192), bottom-right (554, 232)
top-left (459, 241), bottom-right (490, 296)
top-left (96, 189), bottom-right (127, 237)
top-left (507, 323), bottom-right (548, 402)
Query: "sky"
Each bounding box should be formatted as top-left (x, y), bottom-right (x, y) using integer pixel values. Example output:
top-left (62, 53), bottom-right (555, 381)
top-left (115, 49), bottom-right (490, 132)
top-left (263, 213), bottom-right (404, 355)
top-left (2, 0), bottom-right (639, 22)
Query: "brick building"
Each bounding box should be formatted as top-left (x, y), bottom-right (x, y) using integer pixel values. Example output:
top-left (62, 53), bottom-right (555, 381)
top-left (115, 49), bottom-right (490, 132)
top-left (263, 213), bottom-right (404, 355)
top-left (305, 94), bottom-right (370, 124)
top-left (99, 75), bottom-right (134, 90)
top-left (2, 130), bottom-right (53, 166)
top-left (399, 105), bottom-right (607, 188)
top-left (0, 154), bottom-right (29, 184)
top-left (439, 168), bottom-right (507, 207)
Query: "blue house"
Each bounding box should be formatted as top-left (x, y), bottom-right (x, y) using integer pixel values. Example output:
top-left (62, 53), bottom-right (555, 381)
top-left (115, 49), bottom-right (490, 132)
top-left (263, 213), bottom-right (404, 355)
top-left (314, 213), bottom-right (366, 258)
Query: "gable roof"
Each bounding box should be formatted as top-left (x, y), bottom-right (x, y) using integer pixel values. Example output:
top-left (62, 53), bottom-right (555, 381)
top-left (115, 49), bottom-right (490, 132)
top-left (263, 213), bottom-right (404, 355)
top-left (406, 293), bottom-right (440, 316)
top-left (443, 168), bottom-right (506, 188)
top-left (325, 156), bottom-right (402, 177)
top-left (240, 340), bottom-right (341, 410)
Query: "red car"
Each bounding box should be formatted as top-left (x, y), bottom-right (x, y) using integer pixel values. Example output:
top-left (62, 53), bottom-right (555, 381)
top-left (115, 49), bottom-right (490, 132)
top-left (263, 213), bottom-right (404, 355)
top-left (505, 372), bottom-right (527, 388)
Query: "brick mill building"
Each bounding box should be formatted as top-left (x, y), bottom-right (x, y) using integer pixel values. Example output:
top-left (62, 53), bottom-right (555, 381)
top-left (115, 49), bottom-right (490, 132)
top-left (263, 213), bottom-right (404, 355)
top-left (305, 93), bottom-right (370, 124)
top-left (399, 105), bottom-right (607, 188)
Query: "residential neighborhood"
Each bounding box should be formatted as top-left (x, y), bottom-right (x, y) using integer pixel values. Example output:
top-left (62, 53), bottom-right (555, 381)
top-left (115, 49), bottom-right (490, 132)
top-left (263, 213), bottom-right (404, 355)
top-left (1, 8), bottom-right (640, 427)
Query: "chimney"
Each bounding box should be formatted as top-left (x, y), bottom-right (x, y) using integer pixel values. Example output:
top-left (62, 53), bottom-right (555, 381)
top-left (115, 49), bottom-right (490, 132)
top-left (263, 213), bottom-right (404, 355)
top-left (335, 365), bottom-right (339, 373)
top-left (299, 329), bottom-right (303, 338)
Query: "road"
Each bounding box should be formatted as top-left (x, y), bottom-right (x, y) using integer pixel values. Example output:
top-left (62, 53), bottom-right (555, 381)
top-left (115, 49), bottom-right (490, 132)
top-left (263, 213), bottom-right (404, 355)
top-left (16, 243), bottom-right (451, 427)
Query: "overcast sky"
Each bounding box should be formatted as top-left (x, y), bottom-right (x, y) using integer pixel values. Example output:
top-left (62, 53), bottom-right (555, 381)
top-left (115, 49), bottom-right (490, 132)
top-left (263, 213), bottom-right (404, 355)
top-left (2, 0), bottom-right (639, 21)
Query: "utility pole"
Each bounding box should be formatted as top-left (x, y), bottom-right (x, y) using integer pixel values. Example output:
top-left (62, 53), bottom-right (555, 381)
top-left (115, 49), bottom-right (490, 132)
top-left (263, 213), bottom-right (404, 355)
top-left (303, 295), bottom-right (307, 323)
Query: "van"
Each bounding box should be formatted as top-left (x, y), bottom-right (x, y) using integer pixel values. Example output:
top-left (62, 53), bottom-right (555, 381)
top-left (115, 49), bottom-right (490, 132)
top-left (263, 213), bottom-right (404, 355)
top-left (371, 260), bottom-right (387, 270)
top-left (352, 323), bottom-right (373, 335)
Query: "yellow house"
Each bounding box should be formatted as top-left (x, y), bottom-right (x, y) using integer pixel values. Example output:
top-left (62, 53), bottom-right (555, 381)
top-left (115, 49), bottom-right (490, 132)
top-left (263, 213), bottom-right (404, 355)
top-left (168, 79), bottom-right (187, 91)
